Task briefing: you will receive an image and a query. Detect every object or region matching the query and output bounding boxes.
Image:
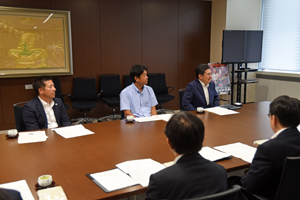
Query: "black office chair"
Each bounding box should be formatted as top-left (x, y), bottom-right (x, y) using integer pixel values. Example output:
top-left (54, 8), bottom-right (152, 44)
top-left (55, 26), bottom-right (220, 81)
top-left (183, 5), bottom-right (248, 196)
top-left (71, 77), bottom-right (98, 124)
top-left (53, 78), bottom-right (70, 110)
top-left (99, 74), bottom-right (122, 121)
top-left (179, 88), bottom-right (185, 111)
top-left (13, 101), bottom-right (28, 132)
top-left (241, 157), bottom-right (300, 200)
top-left (124, 74), bottom-right (132, 88)
top-left (272, 157), bottom-right (300, 200)
top-left (191, 185), bottom-right (241, 200)
top-left (148, 73), bottom-right (175, 114)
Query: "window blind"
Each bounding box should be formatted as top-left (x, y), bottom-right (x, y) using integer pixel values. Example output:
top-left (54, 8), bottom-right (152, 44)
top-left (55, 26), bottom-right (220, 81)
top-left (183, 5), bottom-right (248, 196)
top-left (260, 0), bottom-right (300, 71)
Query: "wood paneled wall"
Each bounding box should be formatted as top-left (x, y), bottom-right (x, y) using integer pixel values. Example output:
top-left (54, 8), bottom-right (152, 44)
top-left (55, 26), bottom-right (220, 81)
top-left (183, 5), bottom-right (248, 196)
top-left (0, 0), bottom-right (211, 130)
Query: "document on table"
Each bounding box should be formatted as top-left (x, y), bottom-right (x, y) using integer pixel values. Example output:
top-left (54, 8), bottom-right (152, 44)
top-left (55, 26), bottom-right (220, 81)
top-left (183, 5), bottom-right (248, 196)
top-left (0, 180), bottom-right (34, 200)
top-left (204, 107), bottom-right (239, 116)
top-left (199, 146), bottom-right (231, 162)
top-left (134, 116), bottom-right (161, 123)
top-left (214, 142), bottom-right (257, 163)
top-left (18, 131), bottom-right (48, 144)
top-left (87, 168), bottom-right (139, 193)
top-left (116, 158), bottom-right (166, 187)
top-left (164, 147), bottom-right (231, 167)
top-left (53, 124), bottom-right (94, 138)
top-left (156, 114), bottom-right (173, 122)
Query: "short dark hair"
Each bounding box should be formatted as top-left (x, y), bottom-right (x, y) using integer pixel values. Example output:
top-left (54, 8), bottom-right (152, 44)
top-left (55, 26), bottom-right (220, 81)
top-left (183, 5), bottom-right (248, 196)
top-left (164, 112), bottom-right (205, 154)
top-left (195, 64), bottom-right (210, 79)
top-left (269, 95), bottom-right (300, 127)
top-left (33, 76), bottom-right (53, 95)
top-left (130, 64), bottom-right (148, 83)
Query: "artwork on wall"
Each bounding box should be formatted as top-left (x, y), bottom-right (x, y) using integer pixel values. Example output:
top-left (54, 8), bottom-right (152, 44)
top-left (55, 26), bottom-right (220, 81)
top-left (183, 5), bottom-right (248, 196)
top-left (0, 6), bottom-right (73, 78)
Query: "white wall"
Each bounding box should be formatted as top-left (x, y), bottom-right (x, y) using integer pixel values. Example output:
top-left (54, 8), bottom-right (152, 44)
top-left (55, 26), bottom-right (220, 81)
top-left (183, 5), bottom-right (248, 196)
top-left (210, 0), bottom-right (262, 103)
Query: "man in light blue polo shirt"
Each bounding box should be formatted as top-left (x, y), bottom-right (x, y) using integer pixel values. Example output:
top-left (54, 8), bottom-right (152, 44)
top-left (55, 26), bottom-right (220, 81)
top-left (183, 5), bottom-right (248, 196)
top-left (120, 64), bottom-right (158, 118)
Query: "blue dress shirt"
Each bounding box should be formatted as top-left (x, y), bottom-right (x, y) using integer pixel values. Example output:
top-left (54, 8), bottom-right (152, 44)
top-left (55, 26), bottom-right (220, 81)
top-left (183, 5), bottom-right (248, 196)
top-left (120, 83), bottom-right (158, 117)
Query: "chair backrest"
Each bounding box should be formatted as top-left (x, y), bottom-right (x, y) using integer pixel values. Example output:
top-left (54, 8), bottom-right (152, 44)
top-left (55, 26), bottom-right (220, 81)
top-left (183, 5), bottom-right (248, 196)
top-left (191, 185), bottom-right (241, 200)
top-left (100, 74), bottom-right (122, 98)
top-left (148, 73), bottom-right (168, 95)
top-left (52, 78), bottom-right (64, 101)
top-left (13, 102), bottom-right (28, 132)
top-left (72, 77), bottom-right (97, 101)
top-left (179, 88), bottom-right (185, 111)
top-left (124, 74), bottom-right (132, 88)
top-left (274, 156), bottom-right (300, 200)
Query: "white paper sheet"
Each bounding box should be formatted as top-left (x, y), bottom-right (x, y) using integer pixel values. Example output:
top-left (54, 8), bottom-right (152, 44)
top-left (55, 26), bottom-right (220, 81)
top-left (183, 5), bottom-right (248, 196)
top-left (214, 142), bottom-right (257, 163)
top-left (134, 116), bottom-right (161, 123)
top-left (204, 107), bottom-right (239, 116)
top-left (18, 131), bottom-right (48, 144)
top-left (156, 114), bottom-right (173, 122)
top-left (53, 124), bottom-right (94, 138)
top-left (90, 169), bottom-right (138, 192)
top-left (0, 180), bottom-right (34, 200)
top-left (199, 146), bottom-right (231, 162)
top-left (116, 159), bottom-right (165, 187)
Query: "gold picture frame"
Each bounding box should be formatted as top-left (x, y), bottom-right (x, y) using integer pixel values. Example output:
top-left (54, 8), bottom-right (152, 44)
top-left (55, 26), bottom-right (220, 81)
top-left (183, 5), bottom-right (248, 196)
top-left (0, 6), bottom-right (73, 78)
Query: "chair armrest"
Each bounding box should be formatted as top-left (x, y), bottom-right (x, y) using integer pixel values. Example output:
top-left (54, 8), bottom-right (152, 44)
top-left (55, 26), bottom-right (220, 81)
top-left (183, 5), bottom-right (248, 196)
top-left (167, 86), bottom-right (174, 94)
top-left (62, 94), bottom-right (71, 103)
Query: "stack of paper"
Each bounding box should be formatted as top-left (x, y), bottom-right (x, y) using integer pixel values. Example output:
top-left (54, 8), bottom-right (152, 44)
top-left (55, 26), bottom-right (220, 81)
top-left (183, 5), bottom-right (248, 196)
top-left (53, 124), bottom-right (94, 138)
top-left (214, 142), bottom-right (257, 163)
top-left (156, 114), bottom-right (173, 122)
top-left (134, 116), bottom-right (161, 123)
top-left (116, 159), bottom-right (165, 187)
top-left (204, 107), bottom-right (239, 115)
top-left (0, 180), bottom-right (34, 200)
top-left (87, 169), bottom-right (138, 192)
top-left (199, 146), bottom-right (231, 162)
top-left (37, 186), bottom-right (68, 200)
top-left (18, 131), bottom-right (48, 144)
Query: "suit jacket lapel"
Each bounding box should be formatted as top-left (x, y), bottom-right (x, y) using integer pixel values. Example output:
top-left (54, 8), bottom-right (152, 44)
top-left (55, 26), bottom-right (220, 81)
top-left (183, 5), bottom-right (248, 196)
top-left (52, 99), bottom-right (60, 126)
top-left (36, 97), bottom-right (47, 127)
top-left (196, 80), bottom-right (205, 103)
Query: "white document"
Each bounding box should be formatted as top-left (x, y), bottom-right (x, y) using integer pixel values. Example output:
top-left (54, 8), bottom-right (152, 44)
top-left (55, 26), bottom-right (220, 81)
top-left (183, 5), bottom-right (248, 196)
top-left (0, 180), bottom-right (34, 200)
top-left (18, 131), bottom-right (48, 144)
top-left (214, 142), bottom-right (257, 163)
top-left (53, 124), bottom-right (94, 138)
top-left (199, 146), bottom-right (231, 162)
top-left (89, 169), bottom-right (138, 192)
top-left (116, 158), bottom-right (165, 187)
top-left (134, 116), bottom-right (161, 123)
top-left (37, 186), bottom-right (68, 200)
top-left (204, 107), bottom-right (239, 116)
top-left (156, 114), bottom-right (173, 122)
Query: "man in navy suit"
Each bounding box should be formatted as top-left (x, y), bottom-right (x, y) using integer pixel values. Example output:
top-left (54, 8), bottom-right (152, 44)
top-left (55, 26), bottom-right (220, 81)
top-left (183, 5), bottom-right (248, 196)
top-left (241, 95), bottom-right (300, 199)
top-left (182, 64), bottom-right (219, 110)
top-left (23, 76), bottom-right (71, 131)
top-left (145, 112), bottom-right (228, 200)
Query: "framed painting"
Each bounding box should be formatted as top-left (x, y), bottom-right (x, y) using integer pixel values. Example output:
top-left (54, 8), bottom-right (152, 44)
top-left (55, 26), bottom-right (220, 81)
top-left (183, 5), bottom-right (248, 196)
top-left (0, 6), bottom-right (73, 78)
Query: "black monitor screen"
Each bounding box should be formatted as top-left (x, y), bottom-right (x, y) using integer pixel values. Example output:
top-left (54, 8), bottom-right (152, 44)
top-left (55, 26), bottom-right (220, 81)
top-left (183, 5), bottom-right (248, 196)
top-left (222, 30), bottom-right (263, 63)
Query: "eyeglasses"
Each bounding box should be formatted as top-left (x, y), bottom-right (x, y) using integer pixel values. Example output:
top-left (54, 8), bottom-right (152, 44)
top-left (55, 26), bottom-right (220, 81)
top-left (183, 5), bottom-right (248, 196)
top-left (205, 73), bottom-right (212, 76)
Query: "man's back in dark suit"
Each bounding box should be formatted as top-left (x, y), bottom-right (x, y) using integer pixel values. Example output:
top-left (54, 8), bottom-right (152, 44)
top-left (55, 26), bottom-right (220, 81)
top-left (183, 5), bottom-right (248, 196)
top-left (146, 153), bottom-right (227, 200)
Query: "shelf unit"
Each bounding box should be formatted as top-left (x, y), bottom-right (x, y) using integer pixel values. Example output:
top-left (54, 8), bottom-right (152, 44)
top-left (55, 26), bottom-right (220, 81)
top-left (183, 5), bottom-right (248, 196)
top-left (230, 63), bottom-right (258, 104)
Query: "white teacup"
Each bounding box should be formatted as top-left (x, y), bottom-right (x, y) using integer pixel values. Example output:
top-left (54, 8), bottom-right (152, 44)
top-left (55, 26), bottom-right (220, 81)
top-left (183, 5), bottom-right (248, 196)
top-left (38, 175), bottom-right (53, 187)
top-left (7, 129), bottom-right (18, 137)
top-left (197, 107), bottom-right (204, 113)
top-left (126, 115), bottom-right (134, 122)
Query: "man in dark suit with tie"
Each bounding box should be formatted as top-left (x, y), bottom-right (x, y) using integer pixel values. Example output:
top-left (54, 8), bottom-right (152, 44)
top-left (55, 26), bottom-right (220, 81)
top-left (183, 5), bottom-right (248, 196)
top-left (145, 112), bottom-right (228, 200)
top-left (240, 95), bottom-right (300, 199)
top-left (182, 64), bottom-right (219, 110)
top-left (23, 76), bottom-right (71, 131)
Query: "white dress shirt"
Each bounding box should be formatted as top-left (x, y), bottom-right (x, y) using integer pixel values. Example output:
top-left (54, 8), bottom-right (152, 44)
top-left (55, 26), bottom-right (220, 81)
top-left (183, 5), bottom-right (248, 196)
top-left (199, 80), bottom-right (209, 105)
top-left (38, 96), bottom-right (58, 129)
top-left (271, 127), bottom-right (288, 139)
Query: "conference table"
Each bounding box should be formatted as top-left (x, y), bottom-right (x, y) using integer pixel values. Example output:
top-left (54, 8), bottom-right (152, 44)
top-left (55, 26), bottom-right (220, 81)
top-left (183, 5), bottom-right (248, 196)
top-left (0, 101), bottom-right (273, 200)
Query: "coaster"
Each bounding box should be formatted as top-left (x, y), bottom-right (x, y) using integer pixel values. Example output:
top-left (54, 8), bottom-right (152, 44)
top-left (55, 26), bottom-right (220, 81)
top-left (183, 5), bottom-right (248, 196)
top-left (6, 134), bottom-right (19, 139)
top-left (35, 181), bottom-right (56, 191)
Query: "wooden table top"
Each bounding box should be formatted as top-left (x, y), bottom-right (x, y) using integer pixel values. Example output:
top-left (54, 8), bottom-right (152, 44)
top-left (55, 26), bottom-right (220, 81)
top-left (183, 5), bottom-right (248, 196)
top-left (0, 101), bottom-right (273, 200)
